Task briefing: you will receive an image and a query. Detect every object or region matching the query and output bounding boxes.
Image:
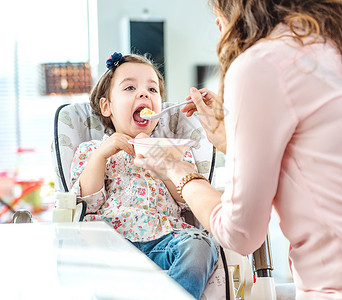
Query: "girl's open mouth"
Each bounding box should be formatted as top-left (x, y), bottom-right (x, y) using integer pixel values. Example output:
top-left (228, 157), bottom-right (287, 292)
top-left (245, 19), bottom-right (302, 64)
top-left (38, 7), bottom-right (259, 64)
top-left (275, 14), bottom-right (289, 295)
top-left (133, 106), bottom-right (149, 125)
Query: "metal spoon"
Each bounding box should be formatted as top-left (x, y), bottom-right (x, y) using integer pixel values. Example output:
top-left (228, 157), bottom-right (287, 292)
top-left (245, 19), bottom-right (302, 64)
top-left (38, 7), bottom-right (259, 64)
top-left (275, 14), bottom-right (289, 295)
top-left (140, 92), bottom-right (207, 120)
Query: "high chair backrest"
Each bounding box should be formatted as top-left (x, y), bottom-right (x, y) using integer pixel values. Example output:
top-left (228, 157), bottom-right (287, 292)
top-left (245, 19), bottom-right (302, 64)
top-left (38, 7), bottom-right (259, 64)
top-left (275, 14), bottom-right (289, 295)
top-left (52, 102), bottom-right (216, 193)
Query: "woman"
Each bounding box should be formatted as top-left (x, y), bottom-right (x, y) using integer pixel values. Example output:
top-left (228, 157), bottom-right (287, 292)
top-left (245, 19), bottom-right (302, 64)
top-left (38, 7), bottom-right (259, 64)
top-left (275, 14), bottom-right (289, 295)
top-left (134, 0), bottom-right (342, 299)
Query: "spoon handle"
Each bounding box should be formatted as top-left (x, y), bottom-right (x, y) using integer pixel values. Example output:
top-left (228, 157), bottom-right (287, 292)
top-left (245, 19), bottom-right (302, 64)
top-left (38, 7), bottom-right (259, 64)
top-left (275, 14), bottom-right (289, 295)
top-left (141, 92), bottom-right (207, 120)
top-left (164, 99), bottom-right (193, 111)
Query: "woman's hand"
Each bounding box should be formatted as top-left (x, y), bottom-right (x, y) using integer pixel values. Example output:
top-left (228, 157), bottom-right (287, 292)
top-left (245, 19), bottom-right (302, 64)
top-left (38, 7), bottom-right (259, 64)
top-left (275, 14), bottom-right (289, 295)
top-left (133, 132), bottom-right (195, 182)
top-left (134, 154), bottom-right (222, 233)
top-left (134, 155), bottom-right (196, 203)
top-left (182, 88), bottom-right (217, 118)
top-left (181, 87), bottom-right (227, 153)
top-left (134, 155), bottom-right (195, 184)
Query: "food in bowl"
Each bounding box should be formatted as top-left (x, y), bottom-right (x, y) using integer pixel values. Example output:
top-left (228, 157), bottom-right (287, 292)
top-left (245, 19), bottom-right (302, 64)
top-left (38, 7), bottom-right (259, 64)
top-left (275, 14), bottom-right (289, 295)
top-left (140, 108), bottom-right (156, 117)
top-left (128, 138), bottom-right (196, 161)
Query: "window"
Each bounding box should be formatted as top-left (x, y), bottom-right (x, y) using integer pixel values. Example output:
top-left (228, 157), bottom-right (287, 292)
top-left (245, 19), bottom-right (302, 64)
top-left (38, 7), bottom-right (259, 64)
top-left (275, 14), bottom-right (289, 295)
top-left (0, 0), bottom-right (90, 182)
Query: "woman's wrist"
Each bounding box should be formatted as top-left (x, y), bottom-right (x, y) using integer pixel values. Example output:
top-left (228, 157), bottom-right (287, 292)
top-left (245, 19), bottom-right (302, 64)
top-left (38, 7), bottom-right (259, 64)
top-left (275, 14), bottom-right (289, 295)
top-left (176, 173), bottom-right (209, 200)
top-left (168, 161), bottom-right (196, 184)
top-left (208, 122), bottom-right (226, 153)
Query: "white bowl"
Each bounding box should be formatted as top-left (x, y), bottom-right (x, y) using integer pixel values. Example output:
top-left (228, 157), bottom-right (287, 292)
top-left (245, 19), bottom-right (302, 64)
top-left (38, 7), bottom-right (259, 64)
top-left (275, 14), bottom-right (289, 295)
top-left (129, 138), bottom-right (196, 161)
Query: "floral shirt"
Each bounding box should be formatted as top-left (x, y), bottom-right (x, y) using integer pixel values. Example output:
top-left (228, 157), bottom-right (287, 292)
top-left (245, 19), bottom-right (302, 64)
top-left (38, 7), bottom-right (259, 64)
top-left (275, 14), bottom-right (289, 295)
top-left (70, 135), bottom-right (195, 242)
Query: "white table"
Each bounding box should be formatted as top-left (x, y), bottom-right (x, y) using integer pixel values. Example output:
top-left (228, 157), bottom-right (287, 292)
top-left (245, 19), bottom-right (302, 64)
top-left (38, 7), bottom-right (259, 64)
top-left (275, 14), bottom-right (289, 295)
top-left (0, 221), bottom-right (194, 300)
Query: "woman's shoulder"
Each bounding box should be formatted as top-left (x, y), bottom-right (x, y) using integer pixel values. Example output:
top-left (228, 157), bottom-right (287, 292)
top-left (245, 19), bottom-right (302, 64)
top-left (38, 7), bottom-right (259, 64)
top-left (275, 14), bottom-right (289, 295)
top-left (224, 33), bottom-right (292, 95)
top-left (227, 42), bottom-right (281, 80)
top-left (237, 39), bottom-right (292, 66)
top-left (236, 23), bottom-right (332, 69)
top-left (229, 35), bottom-right (302, 82)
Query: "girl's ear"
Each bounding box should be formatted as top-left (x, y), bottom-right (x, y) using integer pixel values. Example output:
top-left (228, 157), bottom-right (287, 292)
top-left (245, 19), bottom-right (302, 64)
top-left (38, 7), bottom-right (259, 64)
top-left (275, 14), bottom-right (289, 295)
top-left (100, 97), bottom-right (111, 117)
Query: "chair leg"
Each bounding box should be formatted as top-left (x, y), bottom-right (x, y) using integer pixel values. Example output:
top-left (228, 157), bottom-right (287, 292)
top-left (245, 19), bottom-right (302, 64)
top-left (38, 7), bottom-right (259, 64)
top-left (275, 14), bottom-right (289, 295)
top-left (253, 233), bottom-right (273, 277)
top-left (249, 233), bottom-right (277, 300)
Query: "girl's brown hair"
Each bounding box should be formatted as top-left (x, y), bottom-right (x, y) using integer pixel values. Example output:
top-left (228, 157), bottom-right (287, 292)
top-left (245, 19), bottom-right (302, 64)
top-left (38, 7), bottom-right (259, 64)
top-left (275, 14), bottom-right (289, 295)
top-left (89, 54), bottom-right (165, 134)
top-left (209, 0), bottom-right (342, 121)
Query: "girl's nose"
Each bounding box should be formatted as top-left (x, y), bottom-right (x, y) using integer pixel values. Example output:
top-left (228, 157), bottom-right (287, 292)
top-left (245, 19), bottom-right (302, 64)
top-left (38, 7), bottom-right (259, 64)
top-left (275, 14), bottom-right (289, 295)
top-left (138, 91), bottom-right (149, 99)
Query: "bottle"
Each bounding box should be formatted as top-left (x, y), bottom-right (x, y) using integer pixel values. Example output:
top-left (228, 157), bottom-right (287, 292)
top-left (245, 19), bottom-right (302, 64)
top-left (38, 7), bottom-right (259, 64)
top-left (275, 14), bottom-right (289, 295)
top-left (52, 192), bottom-right (76, 223)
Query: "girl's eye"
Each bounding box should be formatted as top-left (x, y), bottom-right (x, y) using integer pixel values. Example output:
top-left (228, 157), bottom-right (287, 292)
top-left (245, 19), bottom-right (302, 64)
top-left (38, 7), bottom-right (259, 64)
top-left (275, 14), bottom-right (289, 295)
top-left (125, 86), bottom-right (135, 91)
top-left (149, 87), bottom-right (158, 93)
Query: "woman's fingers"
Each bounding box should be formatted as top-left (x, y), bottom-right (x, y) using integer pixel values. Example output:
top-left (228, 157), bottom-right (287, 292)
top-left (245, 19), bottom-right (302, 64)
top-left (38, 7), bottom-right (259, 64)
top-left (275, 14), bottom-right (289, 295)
top-left (185, 108), bottom-right (196, 117)
top-left (181, 102), bottom-right (197, 114)
top-left (190, 87), bottom-right (215, 117)
top-left (190, 87), bottom-right (205, 109)
top-left (182, 88), bottom-right (214, 116)
top-left (134, 156), bottom-right (171, 181)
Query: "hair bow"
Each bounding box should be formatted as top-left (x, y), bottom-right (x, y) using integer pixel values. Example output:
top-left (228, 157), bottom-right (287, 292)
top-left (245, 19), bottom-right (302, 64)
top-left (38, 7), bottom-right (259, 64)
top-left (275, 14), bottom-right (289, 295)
top-left (106, 52), bottom-right (123, 70)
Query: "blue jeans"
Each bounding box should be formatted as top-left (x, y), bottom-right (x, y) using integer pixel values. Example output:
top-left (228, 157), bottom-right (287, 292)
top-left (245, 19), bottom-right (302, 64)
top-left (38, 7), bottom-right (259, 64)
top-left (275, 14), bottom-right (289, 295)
top-left (130, 228), bottom-right (218, 299)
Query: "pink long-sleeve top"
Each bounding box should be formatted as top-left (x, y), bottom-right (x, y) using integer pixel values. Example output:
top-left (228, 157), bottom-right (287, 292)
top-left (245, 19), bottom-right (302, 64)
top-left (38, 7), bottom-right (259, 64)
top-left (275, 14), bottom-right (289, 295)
top-left (210, 25), bottom-right (342, 299)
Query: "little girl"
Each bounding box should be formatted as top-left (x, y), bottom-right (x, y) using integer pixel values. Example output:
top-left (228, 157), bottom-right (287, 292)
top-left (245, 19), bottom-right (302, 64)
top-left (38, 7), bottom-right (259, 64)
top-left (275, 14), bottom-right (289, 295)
top-left (70, 52), bottom-right (218, 299)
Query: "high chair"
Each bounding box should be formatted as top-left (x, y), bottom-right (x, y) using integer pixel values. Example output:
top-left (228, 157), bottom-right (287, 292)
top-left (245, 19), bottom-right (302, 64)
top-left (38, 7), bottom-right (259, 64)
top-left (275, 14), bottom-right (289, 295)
top-left (52, 101), bottom-right (288, 300)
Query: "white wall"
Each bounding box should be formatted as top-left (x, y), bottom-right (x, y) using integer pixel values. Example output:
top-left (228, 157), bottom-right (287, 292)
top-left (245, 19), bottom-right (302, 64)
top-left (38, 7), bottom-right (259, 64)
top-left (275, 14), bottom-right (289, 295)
top-left (95, 0), bottom-right (220, 102)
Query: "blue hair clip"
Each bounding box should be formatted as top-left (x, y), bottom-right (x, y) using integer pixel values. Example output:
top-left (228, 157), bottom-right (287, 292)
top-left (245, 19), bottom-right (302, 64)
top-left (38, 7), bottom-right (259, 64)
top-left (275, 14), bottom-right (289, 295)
top-left (106, 52), bottom-right (123, 70)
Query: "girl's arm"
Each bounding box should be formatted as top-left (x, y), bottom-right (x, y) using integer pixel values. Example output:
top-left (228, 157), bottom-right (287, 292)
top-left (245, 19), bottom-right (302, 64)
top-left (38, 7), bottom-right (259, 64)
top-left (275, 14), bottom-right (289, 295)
top-left (79, 150), bottom-right (107, 197)
top-left (162, 179), bottom-right (184, 203)
top-left (79, 133), bottom-right (134, 197)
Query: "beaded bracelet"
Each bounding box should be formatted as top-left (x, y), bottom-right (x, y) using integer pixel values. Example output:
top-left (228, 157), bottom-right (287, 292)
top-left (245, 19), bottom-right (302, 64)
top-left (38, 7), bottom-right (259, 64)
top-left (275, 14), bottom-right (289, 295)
top-left (176, 172), bottom-right (209, 200)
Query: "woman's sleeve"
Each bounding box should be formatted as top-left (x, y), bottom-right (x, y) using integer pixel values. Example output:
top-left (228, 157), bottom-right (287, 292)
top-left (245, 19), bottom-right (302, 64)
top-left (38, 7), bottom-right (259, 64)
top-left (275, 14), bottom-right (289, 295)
top-left (70, 141), bottom-right (106, 213)
top-left (210, 53), bottom-right (297, 255)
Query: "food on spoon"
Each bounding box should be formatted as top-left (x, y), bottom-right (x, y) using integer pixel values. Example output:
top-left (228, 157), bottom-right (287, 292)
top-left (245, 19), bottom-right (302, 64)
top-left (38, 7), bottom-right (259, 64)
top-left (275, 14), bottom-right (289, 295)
top-left (140, 108), bottom-right (156, 117)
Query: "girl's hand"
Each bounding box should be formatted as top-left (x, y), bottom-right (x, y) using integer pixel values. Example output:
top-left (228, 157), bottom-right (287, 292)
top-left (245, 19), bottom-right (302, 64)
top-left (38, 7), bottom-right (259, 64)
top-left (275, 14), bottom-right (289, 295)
top-left (181, 87), bottom-right (227, 153)
top-left (135, 132), bottom-right (150, 139)
top-left (97, 132), bottom-right (135, 159)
